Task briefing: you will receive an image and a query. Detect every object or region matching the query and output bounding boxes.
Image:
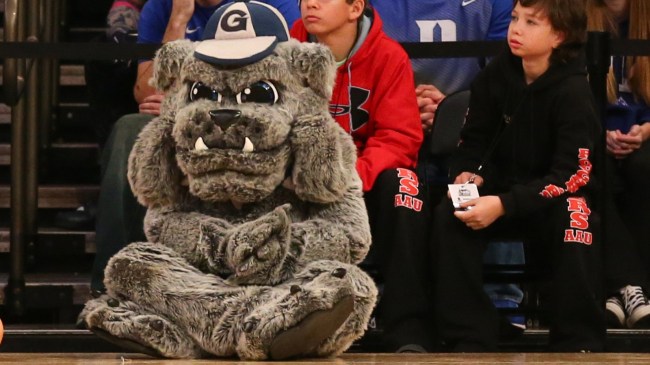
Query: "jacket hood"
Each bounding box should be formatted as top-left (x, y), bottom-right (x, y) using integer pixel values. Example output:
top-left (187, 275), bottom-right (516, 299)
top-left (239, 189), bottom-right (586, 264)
top-left (499, 49), bottom-right (588, 92)
top-left (290, 8), bottom-right (384, 68)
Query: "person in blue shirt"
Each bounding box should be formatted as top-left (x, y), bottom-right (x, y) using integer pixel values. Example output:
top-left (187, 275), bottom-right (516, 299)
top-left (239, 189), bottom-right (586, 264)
top-left (89, 0), bottom-right (299, 293)
top-left (370, 0), bottom-right (511, 131)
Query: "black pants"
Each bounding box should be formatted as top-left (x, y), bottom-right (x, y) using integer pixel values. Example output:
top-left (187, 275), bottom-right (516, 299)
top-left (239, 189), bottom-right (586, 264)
top-left (433, 194), bottom-right (605, 352)
top-left (364, 168), bottom-right (435, 351)
top-left (603, 142), bottom-right (650, 293)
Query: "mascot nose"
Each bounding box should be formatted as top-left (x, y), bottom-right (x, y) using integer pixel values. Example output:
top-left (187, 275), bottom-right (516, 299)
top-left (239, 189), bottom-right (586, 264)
top-left (209, 109), bottom-right (241, 131)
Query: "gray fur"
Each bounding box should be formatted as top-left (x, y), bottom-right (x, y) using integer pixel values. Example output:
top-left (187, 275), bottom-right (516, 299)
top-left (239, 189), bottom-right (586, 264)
top-left (82, 38), bottom-right (377, 359)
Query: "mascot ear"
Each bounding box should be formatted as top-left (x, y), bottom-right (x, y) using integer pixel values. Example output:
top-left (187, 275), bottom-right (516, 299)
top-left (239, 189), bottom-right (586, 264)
top-left (128, 117), bottom-right (187, 207)
top-left (152, 39), bottom-right (195, 92)
top-left (289, 40), bottom-right (337, 101)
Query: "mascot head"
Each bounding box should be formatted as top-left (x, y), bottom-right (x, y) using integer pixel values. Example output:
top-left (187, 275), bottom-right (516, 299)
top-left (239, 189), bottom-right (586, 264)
top-left (128, 0), bottom-right (357, 208)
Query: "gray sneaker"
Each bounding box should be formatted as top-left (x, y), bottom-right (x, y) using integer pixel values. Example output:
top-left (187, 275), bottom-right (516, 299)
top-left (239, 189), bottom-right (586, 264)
top-left (621, 285), bottom-right (650, 329)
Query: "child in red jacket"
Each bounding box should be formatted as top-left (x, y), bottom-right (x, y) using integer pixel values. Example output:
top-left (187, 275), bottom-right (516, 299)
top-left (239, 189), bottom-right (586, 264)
top-left (291, 0), bottom-right (433, 353)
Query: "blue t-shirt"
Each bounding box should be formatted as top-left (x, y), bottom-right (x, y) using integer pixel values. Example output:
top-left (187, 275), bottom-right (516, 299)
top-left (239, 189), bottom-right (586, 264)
top-left (370, 0), bottom-right (512, 94)
top-left (606, 20), bottom-right (650, 131)
top-left (138, 0), bottom-right (299, 51)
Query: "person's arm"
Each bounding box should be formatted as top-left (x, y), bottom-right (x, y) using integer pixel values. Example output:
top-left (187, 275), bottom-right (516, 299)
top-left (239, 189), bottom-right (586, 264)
top-left (449, 69), bottom-right (499, 182)
top-left (355, 54), bottom-right (423, 191)
top-left (497, 80), bottom-right (600, 218)
top-left (134, 0), bottom-right (195, 107)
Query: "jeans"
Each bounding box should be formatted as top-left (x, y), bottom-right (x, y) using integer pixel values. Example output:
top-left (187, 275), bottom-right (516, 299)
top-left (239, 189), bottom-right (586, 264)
top-left (483, 241), bottom-right (525, 304)
top-left (91, 113), bottom-right (153, 291)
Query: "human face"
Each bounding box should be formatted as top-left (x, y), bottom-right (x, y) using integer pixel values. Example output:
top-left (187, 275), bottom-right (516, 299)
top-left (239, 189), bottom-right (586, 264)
top-left (300, 0), bottom-right (363, 38)
top-left (604, 0), bottom-right (629, 21)
top-left (507, 3), bottom-right (564, 64)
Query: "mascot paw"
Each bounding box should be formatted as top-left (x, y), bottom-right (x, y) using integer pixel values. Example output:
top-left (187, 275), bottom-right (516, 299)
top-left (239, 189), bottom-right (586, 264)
top-left (226, 204), bottom-right (291, 284)
top-left (82, 296), bottom-right (201, 358)
top-left (236, 262), bottom-right (356, 359)
top-left (269, 295), bottom-right (354, 360)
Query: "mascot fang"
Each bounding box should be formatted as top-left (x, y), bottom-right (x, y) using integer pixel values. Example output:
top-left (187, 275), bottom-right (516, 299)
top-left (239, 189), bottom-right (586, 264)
top-left (79, 0), bottom-right (378, 360)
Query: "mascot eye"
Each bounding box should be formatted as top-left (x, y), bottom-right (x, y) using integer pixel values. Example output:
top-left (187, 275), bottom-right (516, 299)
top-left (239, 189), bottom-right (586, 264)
top-left (189, 82), bottom-right (222, 103)
top-left (236, 81), bottom-right (279, 105)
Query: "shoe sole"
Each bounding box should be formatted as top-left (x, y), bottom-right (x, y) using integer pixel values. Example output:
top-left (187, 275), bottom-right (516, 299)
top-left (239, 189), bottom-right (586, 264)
top-left (269, 295), bottom-right (354, 360)
top-left (91, 327), bottom-right (164, 358)
top-left (627, 305), bottom-right (650, 329)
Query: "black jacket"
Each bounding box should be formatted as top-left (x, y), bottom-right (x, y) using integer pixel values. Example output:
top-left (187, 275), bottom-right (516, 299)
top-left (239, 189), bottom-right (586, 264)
top-left (451, 50), bottom-right (601, 218)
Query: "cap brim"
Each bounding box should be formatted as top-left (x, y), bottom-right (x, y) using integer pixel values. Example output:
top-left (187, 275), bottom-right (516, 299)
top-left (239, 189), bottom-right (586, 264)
top-left (194, 36), bottom-right (278, 66)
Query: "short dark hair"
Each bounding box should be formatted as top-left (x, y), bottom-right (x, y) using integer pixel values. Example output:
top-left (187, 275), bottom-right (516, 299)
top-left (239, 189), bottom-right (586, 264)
top-left (516, 0), bottom-right (587, 64)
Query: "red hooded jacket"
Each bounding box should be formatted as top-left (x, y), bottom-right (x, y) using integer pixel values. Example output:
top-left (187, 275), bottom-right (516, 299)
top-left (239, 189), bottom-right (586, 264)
top-left (290, 9), bottom-right (422, 192)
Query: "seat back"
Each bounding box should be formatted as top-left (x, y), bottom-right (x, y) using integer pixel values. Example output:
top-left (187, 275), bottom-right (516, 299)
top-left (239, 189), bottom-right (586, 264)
top-left (428, 89), bottom-right (470, 157)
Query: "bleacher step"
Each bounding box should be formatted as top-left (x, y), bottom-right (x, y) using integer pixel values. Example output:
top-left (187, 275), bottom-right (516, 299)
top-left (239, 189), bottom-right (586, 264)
top-left (0, 185), bottom-right (99, 208)
top-left (0, 65), bottom-right (86, 87)
top-left (0, 272), bottom-right (91, 306)
top-left (0, 227), bottom-right (96, 254)
top-left (0, 142), bottom-right (99, 166)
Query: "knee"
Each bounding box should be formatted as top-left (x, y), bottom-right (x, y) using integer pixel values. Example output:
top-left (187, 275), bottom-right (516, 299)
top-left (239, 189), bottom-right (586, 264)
top-left (110, 113), bottom-right (153, 145)
top-left (374, 168), bottom-right (423, 193)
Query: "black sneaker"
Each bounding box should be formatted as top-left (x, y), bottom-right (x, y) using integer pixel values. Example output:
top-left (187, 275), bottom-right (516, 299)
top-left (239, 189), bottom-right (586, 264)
top-left (621, 285), bottom-right (650, 329)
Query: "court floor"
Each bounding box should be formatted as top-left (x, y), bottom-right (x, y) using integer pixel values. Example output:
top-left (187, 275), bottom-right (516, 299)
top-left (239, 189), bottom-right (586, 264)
top-left (2, 353), bottom-right (650, 364)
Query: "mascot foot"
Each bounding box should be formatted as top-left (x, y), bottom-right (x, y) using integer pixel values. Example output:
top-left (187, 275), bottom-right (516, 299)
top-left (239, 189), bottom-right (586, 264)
top-left (269, 295), bottom-right (354, 360)
top-left (92, 327), bottom-right (164, 358)
top-left (235, 261), bottom-right (360, 360)
top-left (82, 296), bottom-right (202, 358)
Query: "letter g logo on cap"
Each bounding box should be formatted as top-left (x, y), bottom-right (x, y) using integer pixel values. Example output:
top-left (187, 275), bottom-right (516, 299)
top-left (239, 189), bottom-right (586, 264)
top-left (221, 10), bottom-right (249, 32)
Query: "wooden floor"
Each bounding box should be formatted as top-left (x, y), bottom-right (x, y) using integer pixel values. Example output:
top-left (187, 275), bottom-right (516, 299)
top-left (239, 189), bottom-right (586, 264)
top-left (2, 353), bottom-right (650, 364)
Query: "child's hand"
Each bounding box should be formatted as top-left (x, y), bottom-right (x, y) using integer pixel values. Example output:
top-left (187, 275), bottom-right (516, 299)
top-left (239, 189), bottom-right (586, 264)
top-left (454, 196), bottom-right (504, 230)
top-left (453, 172), bottom-right (484, 186)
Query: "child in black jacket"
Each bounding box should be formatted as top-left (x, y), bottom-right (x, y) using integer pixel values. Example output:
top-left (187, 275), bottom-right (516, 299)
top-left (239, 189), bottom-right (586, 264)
top-left (432, 0), bottom-right (606, 352)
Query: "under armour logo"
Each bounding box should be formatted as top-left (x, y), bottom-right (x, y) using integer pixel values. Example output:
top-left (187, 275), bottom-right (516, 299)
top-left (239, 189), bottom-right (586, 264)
top-left (329, 87), bottom-right (370, 131)
top-left (221, 10), bottom-right (248, 32)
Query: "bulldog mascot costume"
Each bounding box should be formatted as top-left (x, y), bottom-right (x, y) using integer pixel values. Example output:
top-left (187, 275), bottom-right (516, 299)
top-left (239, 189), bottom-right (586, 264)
top-left (79, 0), bottom-right (378, 360)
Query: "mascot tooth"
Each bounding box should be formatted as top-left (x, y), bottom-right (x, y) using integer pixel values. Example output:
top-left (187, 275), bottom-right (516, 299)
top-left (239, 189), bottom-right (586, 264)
top-left (194, 137), bottom-right (209, 151)
top-left (79, 0), bottom-right (377, 360)
top-left (242, 137), bottom-right (255, 153)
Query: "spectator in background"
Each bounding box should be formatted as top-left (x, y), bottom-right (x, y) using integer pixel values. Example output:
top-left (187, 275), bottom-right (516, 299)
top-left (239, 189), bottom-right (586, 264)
top-left (587, 0), bottom-right (650, 329)
top-left (369, 0), bottom-right (525, 335)
top-left (370, 0), bottom-right (511, 134)
top-left (89, 0), bottom-right (299, 293)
